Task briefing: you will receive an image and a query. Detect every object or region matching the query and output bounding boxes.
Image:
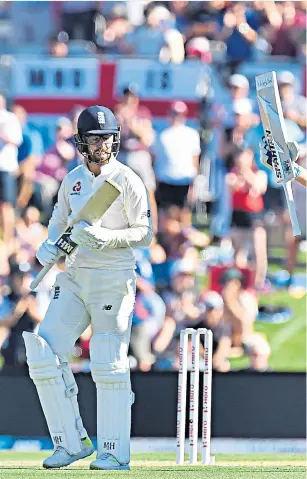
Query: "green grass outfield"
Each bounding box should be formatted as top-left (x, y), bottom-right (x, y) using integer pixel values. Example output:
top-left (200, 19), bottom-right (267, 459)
top-left (0, 452), bottom-right (305, 479)
top-left (197, 249), bottom-right (306, 372)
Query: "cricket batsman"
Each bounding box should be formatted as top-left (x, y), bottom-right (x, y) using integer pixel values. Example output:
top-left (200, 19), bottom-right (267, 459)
top-left (22, 106), bottom-right (153, 470)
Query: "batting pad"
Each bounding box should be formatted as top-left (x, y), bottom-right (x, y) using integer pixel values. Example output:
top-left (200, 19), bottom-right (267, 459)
top-left (90, 334), bottom-right (134, 464)
top-left (23, 332), bottom-right (85, 455)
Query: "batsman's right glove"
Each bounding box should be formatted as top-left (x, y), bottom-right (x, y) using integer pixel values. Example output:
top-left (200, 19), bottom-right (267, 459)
top-left (36, 240), bottom-right (64, 266)
top-left (259, 137), bottom-right (300, 182)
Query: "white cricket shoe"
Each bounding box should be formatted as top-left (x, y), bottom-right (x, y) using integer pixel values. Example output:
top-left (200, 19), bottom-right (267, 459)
top-left (90, 453), bottom-right (130, 470)
top-left (43, 437), bottom-right (94, 469)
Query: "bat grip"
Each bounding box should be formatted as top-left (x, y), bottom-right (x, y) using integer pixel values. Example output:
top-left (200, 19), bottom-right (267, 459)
top-left (284, 182), bottom-right (301, 237)
top-left (30, 262), bottom-right (55, 290)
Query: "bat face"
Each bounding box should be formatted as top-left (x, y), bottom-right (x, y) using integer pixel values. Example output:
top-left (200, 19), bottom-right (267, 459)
top-left (264, 129), bottom-right (282, 181)
top-left (256, 70), bottom-right (301, 237)
top-left (74, 179), bottom-right (121, 224)
top-left (53, 178), bottom-right (121, 254)
top-left (256, 71), bottom-right (295, 183)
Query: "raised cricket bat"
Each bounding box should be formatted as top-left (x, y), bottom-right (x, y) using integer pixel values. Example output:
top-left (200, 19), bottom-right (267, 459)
top-left (256, 71), bottom-right (301, 237)
top-left (30, 178), bottom-right (121, 290)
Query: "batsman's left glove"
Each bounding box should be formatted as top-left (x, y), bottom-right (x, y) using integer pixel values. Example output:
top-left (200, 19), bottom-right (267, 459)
top-left (259, 137), bottom-right (300, 182)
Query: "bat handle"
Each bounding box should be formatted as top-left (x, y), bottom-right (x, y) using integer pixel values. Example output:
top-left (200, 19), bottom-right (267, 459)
top-left (30, 262), bottom-right (55, 290)
top-left (30, 220), bottom-right (74, 291)
top-left (284, 182), bottom-right (301, 237)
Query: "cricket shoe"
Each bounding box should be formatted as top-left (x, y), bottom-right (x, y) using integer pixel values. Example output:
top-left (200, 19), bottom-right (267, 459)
top-left (90, 453), bottom-right (130, 470)
top-left (43, 437), bottom-right (94, 469)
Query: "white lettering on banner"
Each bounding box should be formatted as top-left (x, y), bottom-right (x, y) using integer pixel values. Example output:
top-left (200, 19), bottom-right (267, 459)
top-left (116, 59), bottom-right (205, 100)
top-left (12, 58), bottom-right (99, 98)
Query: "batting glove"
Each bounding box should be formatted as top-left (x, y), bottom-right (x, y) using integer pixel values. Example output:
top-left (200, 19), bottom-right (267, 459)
top-left (36, 240), bottom-right (63, 266)
top-left (70, 222), bottom-right (110, 251)
top-left (259, 137), bottom-right (300, 182)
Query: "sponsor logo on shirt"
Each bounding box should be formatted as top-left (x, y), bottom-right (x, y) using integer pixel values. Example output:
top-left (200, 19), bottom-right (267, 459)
top-left (71, 181), bottom-right (82, 195)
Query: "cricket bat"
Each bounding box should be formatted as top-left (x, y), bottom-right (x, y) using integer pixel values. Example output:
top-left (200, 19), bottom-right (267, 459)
top-left (256, 71), bottom-right (301, 237)
top-left (30, 178), bottom-right (121, 290)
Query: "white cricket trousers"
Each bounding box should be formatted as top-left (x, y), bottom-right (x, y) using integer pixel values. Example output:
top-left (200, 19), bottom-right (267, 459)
top-left (39, 267), bottom-right (136, 358)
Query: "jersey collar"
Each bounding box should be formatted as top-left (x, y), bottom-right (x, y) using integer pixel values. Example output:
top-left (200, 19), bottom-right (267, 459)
top-left (83, 155), bottom-right (117, 178)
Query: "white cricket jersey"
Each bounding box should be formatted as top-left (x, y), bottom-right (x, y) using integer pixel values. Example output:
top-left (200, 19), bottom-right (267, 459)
top-left (48, 156), bottom-right (152, 270)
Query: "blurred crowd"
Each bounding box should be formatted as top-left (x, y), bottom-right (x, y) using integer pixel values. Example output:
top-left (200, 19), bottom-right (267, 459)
top-left (0, 1), bottom-right (306, 374)
top-left (1, 1), bottom-right (305, 64)
top-left (38, 1), bottom-right (306, 65)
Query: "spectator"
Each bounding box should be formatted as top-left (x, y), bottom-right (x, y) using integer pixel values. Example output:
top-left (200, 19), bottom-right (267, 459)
top-left (0, 268), bottom-right (42, 367)
top-left (220, 268), bottom-right (271, 371)
top-left (197, 291), bottom-right (231, 372)
top-left (226, 148), bottom-right (267, 287)
top-left (130, 276), bottom-right (165, 372)
top-left (115, 86), bottom-right (158, 232)
top-left (11, 104), bottom-right (44, 211)
top-left (185, 36), bottom-right (213, 64)
top-left (96, 3), bottom-right (132, 54)
top-left (211, 98), bottom-right (256, 240)
top-left (153, 101), bottom-right (201, 225)
top-left (206, 74), bottom-right (252, 139)
top-left (60, 1), bottom-right (97, 42)
top-left (167, 1), bottom-right (190, 34)
top-left (48, 34), bottom-right (69, 57)
top-left (130, 242), bottom-right (167, 371)
top-left (15, 206), bottom-right (47, 264)
top-left (269, 1), bottom-right (306, 58)
top-left (228, 74), bottom-right (250, 101)
top-left (35, 116), bottom-right (77, 221)
top-left (153, 259), bottom-right (199, 365)
top-left (69, 104), bottom-right (83, 129)
top-left (216, 74), bottom-right (255, 129)
top-left (0, 240), bottom-right (10, 277)
top-left (219, 98), bottom-right (255, 171)
top-left (0, 95), bottom-right (23, 244)
top-left (277, 71), bottom-right (307, 130)
top-left (68, 105), bottom-right (85, 166)
top-left (158, 205), bottom-right (209, 267)
top-left (124, 5), bottom-right (185, 63)
top-left (217, 3), bottom-right (262, 71)
top-left (183, 1), bottom-right (224, 41)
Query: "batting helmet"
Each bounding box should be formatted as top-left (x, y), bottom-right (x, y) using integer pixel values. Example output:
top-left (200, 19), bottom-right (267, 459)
top-left (74, 105), bottom-right (121, 160)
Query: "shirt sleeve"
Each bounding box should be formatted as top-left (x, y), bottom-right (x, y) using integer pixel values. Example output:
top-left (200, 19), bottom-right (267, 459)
top-left (48, 177), bottom-right (71, 242)
top-left (104, 172), bottom-right (153, 248)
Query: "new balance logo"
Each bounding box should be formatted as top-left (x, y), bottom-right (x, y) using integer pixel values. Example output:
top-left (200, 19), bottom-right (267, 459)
top-left (53, 435), bottom-right (62, 445)
top-left (53, 286), bottom-right (60, 300)
top-left (141, 210), bottom-right (151, 219)
top-left (102, 304), bottom-right (112, 311)
top-left (103, 441), bottom-right (115, 450)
